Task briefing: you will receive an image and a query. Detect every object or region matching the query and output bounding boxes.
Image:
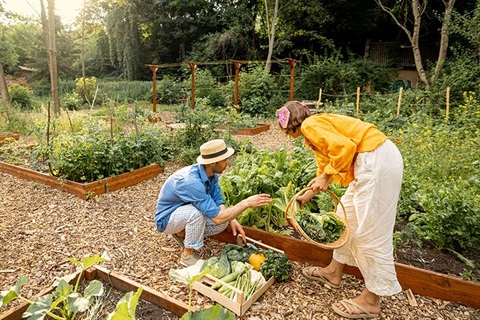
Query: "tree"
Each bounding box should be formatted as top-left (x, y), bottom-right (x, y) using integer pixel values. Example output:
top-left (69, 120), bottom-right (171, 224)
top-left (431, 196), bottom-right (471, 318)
top-left (264, 0), bottom-right (279, 72)
top-left (40, 0), bottom-right (61, 114)
top-left (374, 0), bottom-right (456, 89)
top-left (451, 2), bottom-right (480, 62)
top-left (0, 4), bottom-right (19, 112)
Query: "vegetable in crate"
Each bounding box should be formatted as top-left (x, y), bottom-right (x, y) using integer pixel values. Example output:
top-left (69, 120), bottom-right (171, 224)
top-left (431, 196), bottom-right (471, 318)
top-left (221, 243), bottom-right (258, 262)
top-left (257, 250), bottom-right (291, 282)
top-left (205, 253), bottom-right (231, 278)
top-left (295, 208), bottom-right (345, 243)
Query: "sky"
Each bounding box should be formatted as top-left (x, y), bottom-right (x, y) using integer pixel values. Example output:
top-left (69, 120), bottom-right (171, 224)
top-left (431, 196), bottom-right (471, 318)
top-left (3, 0), bottom-right (84, 25)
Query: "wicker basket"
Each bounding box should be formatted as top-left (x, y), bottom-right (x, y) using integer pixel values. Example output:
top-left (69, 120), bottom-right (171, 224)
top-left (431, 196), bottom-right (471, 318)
top-left (285, 187), bottom-right (349, 249)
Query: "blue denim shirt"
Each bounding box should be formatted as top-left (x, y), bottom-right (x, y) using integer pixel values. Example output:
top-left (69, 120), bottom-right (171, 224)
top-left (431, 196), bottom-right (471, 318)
top-left (154, 164), bottom-right (224, 231)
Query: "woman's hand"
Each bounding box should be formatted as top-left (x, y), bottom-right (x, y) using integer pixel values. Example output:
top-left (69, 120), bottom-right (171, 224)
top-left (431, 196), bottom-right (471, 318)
top-left (230, 219), bottom-right (246, 242)
top-left (296, 189), bottom-right (316, 207)
top-left (307, 173), bottom-right (332, 193)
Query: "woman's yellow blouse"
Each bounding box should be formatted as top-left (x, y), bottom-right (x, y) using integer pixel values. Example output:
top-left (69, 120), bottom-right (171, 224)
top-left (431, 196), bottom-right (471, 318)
top-left (301, 113), bottom-right (387, 186)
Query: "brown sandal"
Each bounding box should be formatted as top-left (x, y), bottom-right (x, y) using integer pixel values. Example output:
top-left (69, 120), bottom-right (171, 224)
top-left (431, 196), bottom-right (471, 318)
top-left (302, 266), bottom-right (340, 289)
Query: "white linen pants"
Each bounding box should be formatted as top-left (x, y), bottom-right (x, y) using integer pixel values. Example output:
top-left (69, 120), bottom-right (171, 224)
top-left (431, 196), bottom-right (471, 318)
top-left (163, 204), bottom-right (228, 250)
top-left (333, 139), bottom-right (403, 296)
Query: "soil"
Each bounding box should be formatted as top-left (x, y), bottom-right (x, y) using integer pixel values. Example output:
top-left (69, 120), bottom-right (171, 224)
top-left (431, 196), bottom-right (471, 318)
top-left (1, 111), bottom-right (479, 320)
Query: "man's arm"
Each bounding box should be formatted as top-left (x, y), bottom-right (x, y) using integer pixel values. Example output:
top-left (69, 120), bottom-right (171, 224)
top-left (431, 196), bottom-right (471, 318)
top-left (210, 193), bottom-right (272, 225)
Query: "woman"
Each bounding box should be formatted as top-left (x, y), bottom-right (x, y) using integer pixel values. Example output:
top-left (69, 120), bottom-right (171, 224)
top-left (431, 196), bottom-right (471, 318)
top-left (277, 101), bottom-right (403, 319)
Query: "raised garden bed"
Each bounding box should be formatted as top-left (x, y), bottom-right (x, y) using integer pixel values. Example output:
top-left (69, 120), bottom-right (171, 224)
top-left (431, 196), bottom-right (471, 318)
top-left (0, 162), bottom-right (163, 200)
top-left (209, 226), bottom-right (480, 310)
top-left (0, 265), bottom-right (189, 320)
top-left (166, 123), bottom-right (270, 135)
top-left (0, 134), bottom-right (19, 144)
top-left (217, 123), bottom-right (270, 135)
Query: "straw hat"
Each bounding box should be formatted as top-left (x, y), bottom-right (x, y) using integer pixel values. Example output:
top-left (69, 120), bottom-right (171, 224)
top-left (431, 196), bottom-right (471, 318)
top-left (197, 139), bottom-right (235, 164)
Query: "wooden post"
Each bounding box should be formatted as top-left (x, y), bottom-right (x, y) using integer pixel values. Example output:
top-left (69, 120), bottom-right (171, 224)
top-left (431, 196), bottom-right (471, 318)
top-left (397, 87), bottom-right (403, 116)
top-left (315, 88), bottom-right (322, 109)
top-left (445, 86), bottom-right (450, 120)
top-left (188, 62), bottom-right (197, 109)
top-left (356, 87), bottom-right (360, 116)
top-left (149, 66), bottom-right (159, 112)
top-left (231, 60), bottom-right (242, 111)
top-left (286, 58), bottom-right (297, 101)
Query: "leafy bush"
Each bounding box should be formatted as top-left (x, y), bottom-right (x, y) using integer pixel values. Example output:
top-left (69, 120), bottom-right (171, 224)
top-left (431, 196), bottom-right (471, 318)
top-left (30, 119), bottom-right (171, 182)
top-left (74, 77), bottom-right (98, 104)
top-left (238, 65), bottom-right (280, 116)
top-left (62, 92), bottom-right (84, 110)
top-left (156, 76), bottom-right (186, 104)
top-left (8, 84), bottom-right (33, 110)
top-left (184, 69), bottom-right (227, 107)
top-left (99, 80), bottom-right (152, 102)
top-left (172, 99), bottom-right (222, 165)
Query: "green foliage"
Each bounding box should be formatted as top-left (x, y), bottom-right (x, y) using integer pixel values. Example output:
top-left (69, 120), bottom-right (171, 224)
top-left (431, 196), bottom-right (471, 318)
top-left (257, 250), bottom-right (291, 282)
top-left (74, 77), bottom-right (98, 104)
top-left (156, 76), bottom-right (186, 104)
top-left (99, 80), bottom-right (153, 102)
top-left (396, 92), bottom-right (480, 252)
top-left (220, 146), bottom-right (318, 232)
top-left (180, 304), bottom-right (236, 320)
top-left (238, 65), bottom-right (280, 116)
top-left (172, 100), bottom-right (223, 165)
top-left (8, 84), bottom-right (33, 110)
top-left (295, 210), bottom-right (345, 243)
top-left (184, 69), bottom-right (227, 108)
top-left (62, 92), bottom-right (84, 111)
top-left (30, 118), bottom-right (170, 183)
top-left (0, 254), bottom-right (143, 320)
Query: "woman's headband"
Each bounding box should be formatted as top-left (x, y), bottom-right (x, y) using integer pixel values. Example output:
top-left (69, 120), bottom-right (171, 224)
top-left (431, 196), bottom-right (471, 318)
top-left (276, 106), bottom-right (290, 129)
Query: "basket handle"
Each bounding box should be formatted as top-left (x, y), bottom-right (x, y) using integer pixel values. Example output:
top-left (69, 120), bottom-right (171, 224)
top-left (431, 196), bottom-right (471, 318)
top-left (285, 186), bottom-right (348, 223)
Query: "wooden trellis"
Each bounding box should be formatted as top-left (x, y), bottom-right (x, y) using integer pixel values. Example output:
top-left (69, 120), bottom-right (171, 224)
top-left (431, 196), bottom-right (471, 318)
top-left (145, 58), bottom-right (298, 112)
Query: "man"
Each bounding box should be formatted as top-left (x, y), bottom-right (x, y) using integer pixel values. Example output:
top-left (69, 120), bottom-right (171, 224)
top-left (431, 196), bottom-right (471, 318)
top-left (155, 139), bottom-right (272, 266)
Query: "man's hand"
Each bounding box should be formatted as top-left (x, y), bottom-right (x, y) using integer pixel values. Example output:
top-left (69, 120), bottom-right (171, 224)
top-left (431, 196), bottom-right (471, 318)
top-left (230, 219), bottom-right (246, 242)
top-left (242, 193), bottom-right (272, 208)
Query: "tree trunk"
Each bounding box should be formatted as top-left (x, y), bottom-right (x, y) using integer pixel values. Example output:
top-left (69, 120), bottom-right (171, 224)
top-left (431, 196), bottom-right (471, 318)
top-left (47, 0), bottom-right (60, 115)
top-left (411, 0), bottom-right (430, 89)
top-left (81, 0), bottom-right (91, 106)
top-left (375, 0), bottom-right (430, 88)
top-left (0, 63), bottom-right (11, 113)
top-left (431, 0), bottom-right (456, 83)
top-left (264, 0), bottom-right (279, 72)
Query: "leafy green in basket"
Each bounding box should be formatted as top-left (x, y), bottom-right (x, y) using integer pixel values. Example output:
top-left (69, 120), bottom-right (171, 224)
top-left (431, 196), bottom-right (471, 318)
top-left (296, 208), bottom-right (345, 243)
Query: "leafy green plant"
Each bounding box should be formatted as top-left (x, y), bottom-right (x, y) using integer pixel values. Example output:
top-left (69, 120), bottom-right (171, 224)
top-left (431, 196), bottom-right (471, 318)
top-left (74, 77), bottom-right (98, 104)
top-left (169, 263), bottom-right (235, 320)
top-left (30, 117), bottom-right (171, 182)
top-left (172, 100), bottom-right (222, 165)
top-left (8, 84), bottom-right (33, 110)
top-left (238, 65), bottom-right (280, 116)
top-left (0, 255), bottom-right (143, 320)
top-left (219, 146), bottom-right (318, 232)
top-left (156, 76), bottom-right (186, 104)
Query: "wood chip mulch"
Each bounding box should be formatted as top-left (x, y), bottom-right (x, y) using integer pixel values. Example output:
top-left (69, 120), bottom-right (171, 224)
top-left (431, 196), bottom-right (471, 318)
top-left (1, 116), bottom-right (479, 319)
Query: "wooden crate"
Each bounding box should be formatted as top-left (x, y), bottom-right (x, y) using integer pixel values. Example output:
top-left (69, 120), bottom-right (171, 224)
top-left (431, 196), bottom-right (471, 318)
top-left (191, 236), bottom-right (282, 316)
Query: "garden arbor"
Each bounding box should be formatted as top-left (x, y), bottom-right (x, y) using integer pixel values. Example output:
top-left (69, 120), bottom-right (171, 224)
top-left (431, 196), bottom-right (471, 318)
top-left (146, 58), bottom-right (298, 112)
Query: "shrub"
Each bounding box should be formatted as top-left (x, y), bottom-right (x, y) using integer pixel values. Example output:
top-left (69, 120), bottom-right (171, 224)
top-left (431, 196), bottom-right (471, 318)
top-left (156, 76), bottom-right (185, 104)
top-left (8, 84), bottom-right (33, 110)
top-left (30, 118), bottom-right (171, 182)
top-left (62, 92), bottom-right (84, 110)
top-left (74, 76), bottom-right (98, 104)
top-left (184, 69), bottom-right (226, 107)
top-left (238, 65), bottom-right (279, 116)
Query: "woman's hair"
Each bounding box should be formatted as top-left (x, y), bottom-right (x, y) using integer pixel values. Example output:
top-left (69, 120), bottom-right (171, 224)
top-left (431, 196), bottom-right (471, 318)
top-left (280, 101), bottom-right (312, 132)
